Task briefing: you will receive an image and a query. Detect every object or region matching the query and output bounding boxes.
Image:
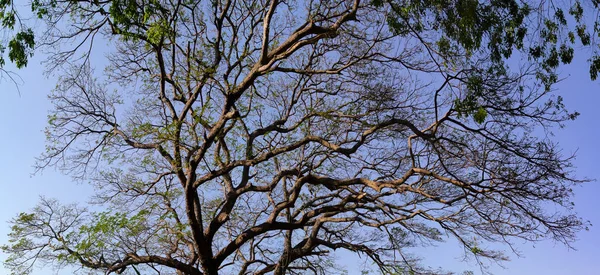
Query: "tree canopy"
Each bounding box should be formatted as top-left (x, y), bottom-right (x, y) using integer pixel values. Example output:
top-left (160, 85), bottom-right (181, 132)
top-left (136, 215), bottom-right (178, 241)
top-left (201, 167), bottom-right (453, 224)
top-left (1, 0), bottom-right (596, 274)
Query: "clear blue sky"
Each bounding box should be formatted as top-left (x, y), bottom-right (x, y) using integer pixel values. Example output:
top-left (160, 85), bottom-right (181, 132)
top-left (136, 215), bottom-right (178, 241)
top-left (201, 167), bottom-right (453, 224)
top-left (0, 49), bottom-right (598, 275)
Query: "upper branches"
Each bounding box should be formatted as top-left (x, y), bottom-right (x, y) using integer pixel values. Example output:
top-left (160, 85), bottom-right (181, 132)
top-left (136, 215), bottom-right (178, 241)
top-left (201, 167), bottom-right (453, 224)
top-left (1, 0), bottom-right (596, 275)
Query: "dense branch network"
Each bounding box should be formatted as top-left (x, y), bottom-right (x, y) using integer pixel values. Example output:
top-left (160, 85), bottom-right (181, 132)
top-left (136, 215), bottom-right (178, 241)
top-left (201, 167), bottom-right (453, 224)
top-left (1, 0), bottom-right (594, 275)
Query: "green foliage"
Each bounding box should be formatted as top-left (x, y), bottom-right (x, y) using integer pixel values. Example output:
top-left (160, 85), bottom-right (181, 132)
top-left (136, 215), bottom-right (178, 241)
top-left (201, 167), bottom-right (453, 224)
top-left (0, 0), bottom-right (35, 68)
top-left (1, 0), bottom-right (174, 70)
top-left (379, 0), bottom-right (530, 57)
top-left (590, 56), bottom-right (600, 80)
top-left (77, 210), bottom-right (150, 251)
top-left (373, 0), bottom-right (600, 125)
top-left (7, 29), bottom-right (35, 68)
top-left (107, 0), bottom-right (171, 43)
top-left (454, 75), bottom-right (490, 123)
top-left (146, 20), bottom-right (170, 44)
top-left (108, 0), bottom-right (143, 31)
top-left (473, 107), bottom-right (488, 124)
top-left (470, 246), bottom-right (483, 255)
top-left (1, 199), bottom-right (154, 275)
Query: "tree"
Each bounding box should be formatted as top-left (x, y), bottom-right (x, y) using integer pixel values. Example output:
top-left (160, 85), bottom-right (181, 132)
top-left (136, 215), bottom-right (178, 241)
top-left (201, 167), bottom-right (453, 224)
top-left (0, 0), bottom-right (35, 85)
top-left (1, 0), bottom-right (596, 274)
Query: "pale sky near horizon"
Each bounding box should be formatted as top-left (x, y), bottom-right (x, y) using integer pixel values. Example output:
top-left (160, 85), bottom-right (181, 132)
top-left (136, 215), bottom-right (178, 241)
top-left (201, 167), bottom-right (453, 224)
top-left (0, 35), bottom-right (599, 275)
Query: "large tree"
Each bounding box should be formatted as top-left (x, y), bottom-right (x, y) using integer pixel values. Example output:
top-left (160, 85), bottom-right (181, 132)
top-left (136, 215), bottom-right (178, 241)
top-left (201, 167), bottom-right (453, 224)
top-left (1, 0), bottom-right (596, 274)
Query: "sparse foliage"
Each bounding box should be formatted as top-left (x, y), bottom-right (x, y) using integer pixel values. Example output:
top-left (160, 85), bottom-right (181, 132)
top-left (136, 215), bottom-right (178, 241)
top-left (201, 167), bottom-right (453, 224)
top-left (1, 0), bottom-right (596, 274)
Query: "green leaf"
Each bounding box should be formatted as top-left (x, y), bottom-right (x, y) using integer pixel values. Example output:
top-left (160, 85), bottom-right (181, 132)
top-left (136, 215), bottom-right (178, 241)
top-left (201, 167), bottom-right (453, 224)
top-left (473, 106), bottom-right (487, 124)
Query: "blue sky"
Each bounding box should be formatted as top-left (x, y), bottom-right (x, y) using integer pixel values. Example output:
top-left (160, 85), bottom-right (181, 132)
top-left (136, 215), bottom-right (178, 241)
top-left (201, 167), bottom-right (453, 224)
top-left (0, 43), bottom-right (599, 275)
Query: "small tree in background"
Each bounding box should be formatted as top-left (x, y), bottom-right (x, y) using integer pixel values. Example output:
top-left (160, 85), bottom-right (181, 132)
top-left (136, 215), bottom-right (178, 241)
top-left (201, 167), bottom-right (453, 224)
top-left (1, 0), bottom-right (596, 274)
